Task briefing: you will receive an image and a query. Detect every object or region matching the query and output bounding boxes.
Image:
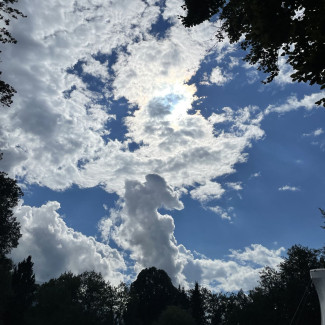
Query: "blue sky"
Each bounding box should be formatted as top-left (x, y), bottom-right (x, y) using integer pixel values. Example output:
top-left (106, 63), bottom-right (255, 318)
top-left (1, 0), bottom-right (325, 291)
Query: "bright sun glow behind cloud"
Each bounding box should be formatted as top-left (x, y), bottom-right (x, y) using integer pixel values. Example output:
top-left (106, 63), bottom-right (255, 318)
top-left (153, 83), bottom-right (197, 125)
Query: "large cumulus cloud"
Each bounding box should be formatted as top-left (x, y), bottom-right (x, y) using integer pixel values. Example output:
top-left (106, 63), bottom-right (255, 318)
top-left (11, 201), bottom-right (126, 285)
top-left (0, 0), bottom-right (249, 201)
top-left (99, 174), bottom-right (284, 291)
top-left (101, 174), bottom-right (185, 284)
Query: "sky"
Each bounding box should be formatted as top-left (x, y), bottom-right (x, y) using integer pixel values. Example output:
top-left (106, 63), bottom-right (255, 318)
top-left (1, 0), bottom-right (325, 292)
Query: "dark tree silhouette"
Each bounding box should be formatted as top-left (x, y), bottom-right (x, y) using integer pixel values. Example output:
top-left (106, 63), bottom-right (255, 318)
top-left (205, 290), bottom-right (250, 325)
top-left (0, 256), bottom-right (13, 325)
top-left (114, 282), bottom-right (130, 324)
top-left (0, 0), bottom-right (26, 107)
top-left (12, 256), bottom-right (36, 308)
top-left (189, 282), bottom-right (205, 325)
top-left (0, 254), bottom-right (320, 325)
top-left (5, 256), bottom-right (36, 325)
top-left (238, 245), bottom-right (323, 324)
top-left (177, 285), bottom-right (190, 311)
top-left (28, 272), bottom-right (83, 325)
top-left (125, 267), bottom-right (180, 325)
top-left (199, 245), bottom-right (323, 324)
top-left (28, 271), bottom-right (119, 325)
top-left (0, 153), bottom-right (23, 256)
top-left (320, 208), bottom-right (325, 229)
top-left (180, 0), bottom-right (325, 106)
top-left (0, 152), bottom-right (23, 324)
top-left (78, 271), bottom-right (116, 324)
top-left (153, 305), bottom-right (196, 325)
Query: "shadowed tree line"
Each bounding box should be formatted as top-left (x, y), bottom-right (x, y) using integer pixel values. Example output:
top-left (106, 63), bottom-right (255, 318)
top-left (0, 166), bottom-right (324, 324)
top-left (0, 249), bottom-right (324, 324)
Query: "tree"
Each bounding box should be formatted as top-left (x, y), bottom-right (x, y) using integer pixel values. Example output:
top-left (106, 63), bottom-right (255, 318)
top-left (206, 292), bottom-right (226, 325)
top-left (0, 0), bottom-right (26, 107)
top-left (153, 306), bottom-right (196, 325)
top-left (5, 256), bottom-right (36, 325)
top-left (78, 271), bottom-right (116, 324)
top-left (189, 282), bottom-right (205, 325)
top-left (0, 256), bottom-right (13, 325)
top-left (320, 208), bottom-right (325, 229)
top-left (0, 152), bottom-right (23, 324)
top-left (205, 290), bottom-right (246, 325)
top-left (240, 245), bottom-right (323, 324)
top-left (113, 282), bottom-right (130, 324)
top-left (180, 0), bottom-right (325, 106)
top-left (28, 272), bottom-right (84, 325)
top-left (28, 271), bottom-right (119, 325)
top-left (12, 256), bottom-right (36, 309)
top-left (125, 267), bottom-right (180, 325)
top-left (176, 285), bottom-right (190, 311)
top-left (0, 153), bottom-right (23, 256)
top-left (201, 245), bottom-right (323, 324)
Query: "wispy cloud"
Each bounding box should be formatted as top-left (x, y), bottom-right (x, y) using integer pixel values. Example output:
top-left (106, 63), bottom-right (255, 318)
top-left (200, 66), bottom-right (233, 86)
top-left (265, 92), bottom-right (324, 114)
top-left (228, 56), bottom-right (239, 69)
top-left (226, 182), bottom-right (242, 191)
top-left (208, 205), bottom-right (233, 221)
top-left (229, 244), bottom-right (285, 267)
top-left (303, 128), bottom-right (324, 137)
top-left (250, 172), bottom-right (261, 178)
top-left (278, 185), bottom-right (300, 192)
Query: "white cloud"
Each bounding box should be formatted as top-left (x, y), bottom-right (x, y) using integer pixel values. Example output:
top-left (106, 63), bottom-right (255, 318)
top-left (302, 128), bottom-right (325, 151)
top-left (202, 66), bottom-right (232, 86)
top-left (74, 101), bottom-right (264, 199)
top-left (210, 67), bottom-right (231, 85)
top-left (242, 62), bottom-right (259, 84)
top-left (0, 0), bottom-right (158, 187)
top-left (228, 56), bottom-right (239, 69)
top-left (250, 172), bottom-right (261, 178)
top-left (303, 128), bottom-right (324, 137)
top-left (190, 181), bottom-right (225, 202)
top-left (0, 0), bottom-right (256, 201)
top-left (200, 72), bottom-right (211, 86)
top-left (314, 128), bottom-right (324, 136)
top-left (278, 185), bottom-right (300, 192)
top-left (96, 175), bottom-right (284, 291)
top-left (246, 69), bottom-right (259, 84)
top-left (11, 201), bottom-right (126, 285)
top-left (10, 174), bottom-right (286, 292)
top-left (179, 243), bottom-right (284, 291)
top-left (111, 20), bottom-right (220, 107)
top-left (229, 244), bottom-right (285, 267)
top-left (243, 55), bottom-right (296, 86)
top-left (274, 56), bottom-right (294, 86)
top-left (265, 92), bottom-right (324, 114)
top-left (208, 206), bottom-right (233, 221)
top-left (226, 182), bottom-right (242, 191)
top-left (81, 57), bottom-right (110, 80)
top-left (102, 174), bottom-right (185, 284)
top-left (208, 107), bottom-right (233, 124)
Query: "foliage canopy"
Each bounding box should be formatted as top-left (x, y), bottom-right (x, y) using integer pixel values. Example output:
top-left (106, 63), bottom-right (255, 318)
top-left (0, 0), bottom-right (26, 107)
top-left (0, 153), bottom-right (23, 256)
top-left (180, 0), bottom-right (325, 106)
